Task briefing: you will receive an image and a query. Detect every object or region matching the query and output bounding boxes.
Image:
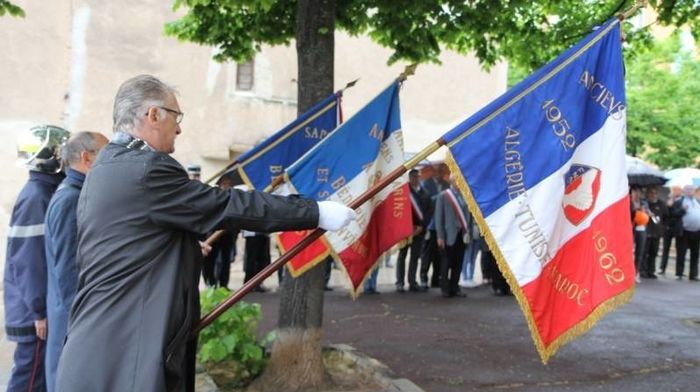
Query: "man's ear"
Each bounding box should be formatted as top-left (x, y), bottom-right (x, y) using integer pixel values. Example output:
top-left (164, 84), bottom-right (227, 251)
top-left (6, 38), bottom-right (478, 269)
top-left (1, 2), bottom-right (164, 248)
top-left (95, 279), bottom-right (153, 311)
top-left (146, 106), bottom-right (160, 123)
top-left (81, 150), bottom-right (94, 168)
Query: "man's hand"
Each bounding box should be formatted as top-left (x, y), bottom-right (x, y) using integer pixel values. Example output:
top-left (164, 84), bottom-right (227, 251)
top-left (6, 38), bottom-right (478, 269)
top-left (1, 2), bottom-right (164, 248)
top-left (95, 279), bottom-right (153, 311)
top-left (317, 201), bottom-right (356, 231)
top-left (437, 238), bottom-right (445, 249)
top-left (35, 318), bottom-right (47, 340)
top-left (199, 241), bottom-right (212, 257)
top-left (413, 225), bottom-right (423, 236)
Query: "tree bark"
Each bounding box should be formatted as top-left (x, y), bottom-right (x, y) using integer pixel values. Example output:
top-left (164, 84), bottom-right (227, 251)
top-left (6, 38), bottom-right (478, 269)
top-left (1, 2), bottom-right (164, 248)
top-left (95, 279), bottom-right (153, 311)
top-left (251, 0), bottom-right (335, 390)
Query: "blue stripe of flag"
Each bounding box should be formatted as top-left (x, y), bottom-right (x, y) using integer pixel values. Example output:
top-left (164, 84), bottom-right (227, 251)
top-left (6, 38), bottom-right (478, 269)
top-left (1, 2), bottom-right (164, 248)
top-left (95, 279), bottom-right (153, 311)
top-left (237, 93), bottom-right (339, 190)
top-left (287, 82), bottom-right (401, 201)
top-left (444, 19), bottom-right (625, 217)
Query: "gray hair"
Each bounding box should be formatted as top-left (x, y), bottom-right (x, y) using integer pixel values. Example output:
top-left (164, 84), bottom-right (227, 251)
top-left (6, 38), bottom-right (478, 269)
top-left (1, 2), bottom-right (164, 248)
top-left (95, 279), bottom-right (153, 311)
top-left (112, 75), bottom-right (176, 134)
top-left (61, 131), bottom-right (101, 167)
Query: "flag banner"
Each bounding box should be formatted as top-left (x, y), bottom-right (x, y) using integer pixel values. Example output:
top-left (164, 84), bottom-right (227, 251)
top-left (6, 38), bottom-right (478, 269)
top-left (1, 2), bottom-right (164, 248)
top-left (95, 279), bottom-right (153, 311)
top-left (237, 93), bottom-right (341, 191)
top-left (442, 19), bottom-right (633, 363)
top-left (232, 93), bottom-right (341, 272)
top-left (284, 82), bottom-right (412, 295)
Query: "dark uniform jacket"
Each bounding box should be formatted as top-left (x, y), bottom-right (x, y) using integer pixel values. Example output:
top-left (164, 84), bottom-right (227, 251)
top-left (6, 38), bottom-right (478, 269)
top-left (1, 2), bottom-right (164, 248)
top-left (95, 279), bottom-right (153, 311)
top-left (646, 199), bottom-right (668, 238)
top-left (44, 168), bottom-right (85, 391)
top-left (56, 141), bottom-right (319, 392)
top-left (3, 171), bottom-right (62, 343)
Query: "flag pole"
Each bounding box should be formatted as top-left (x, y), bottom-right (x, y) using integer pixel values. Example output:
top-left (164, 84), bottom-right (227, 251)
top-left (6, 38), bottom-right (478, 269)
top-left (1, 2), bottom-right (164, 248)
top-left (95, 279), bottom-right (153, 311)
top-left (617, 1), bottom-right (646, 21)
top-left (202, 79), bottom-right (359, 185)
top-left (193, 136), bottom-right (445, 334)
top-left (194, 65), bottom-right (437, 334)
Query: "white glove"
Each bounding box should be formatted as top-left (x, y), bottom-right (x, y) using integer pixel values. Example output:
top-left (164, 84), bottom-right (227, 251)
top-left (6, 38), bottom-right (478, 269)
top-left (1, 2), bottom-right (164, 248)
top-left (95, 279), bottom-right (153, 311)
top-left (317, 201), bottom-right (356, 231)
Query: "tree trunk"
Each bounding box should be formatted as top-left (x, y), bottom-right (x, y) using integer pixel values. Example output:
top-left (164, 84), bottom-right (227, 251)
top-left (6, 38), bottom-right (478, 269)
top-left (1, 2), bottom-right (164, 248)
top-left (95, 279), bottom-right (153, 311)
top-left (251, 0), bottom-right (335, 390)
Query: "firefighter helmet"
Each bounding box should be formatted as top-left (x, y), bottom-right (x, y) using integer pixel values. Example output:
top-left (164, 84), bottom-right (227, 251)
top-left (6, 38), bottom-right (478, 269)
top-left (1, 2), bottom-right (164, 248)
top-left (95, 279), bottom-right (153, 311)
top-left (17, 125), bottom-right (70, 173)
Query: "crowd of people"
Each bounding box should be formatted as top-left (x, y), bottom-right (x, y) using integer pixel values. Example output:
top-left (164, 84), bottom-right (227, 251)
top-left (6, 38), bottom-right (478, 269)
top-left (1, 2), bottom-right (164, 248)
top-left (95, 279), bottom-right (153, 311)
top-left (362, 164), bottom-right (510, 298)
top-left (630, 184), bottom-right (700, 282)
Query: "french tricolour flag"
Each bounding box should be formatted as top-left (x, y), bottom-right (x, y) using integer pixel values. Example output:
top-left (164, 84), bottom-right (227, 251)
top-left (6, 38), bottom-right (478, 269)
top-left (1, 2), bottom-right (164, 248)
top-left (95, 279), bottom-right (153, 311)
top-left (284, 81), bottom-right (412, 296)
top-left (442, 19), bottom-right (634, 362)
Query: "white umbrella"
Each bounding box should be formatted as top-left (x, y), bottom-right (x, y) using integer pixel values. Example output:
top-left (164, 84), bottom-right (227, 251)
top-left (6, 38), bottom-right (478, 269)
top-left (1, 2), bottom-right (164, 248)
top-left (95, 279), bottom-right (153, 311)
top-left (664, 168), bottom-right (700, 187)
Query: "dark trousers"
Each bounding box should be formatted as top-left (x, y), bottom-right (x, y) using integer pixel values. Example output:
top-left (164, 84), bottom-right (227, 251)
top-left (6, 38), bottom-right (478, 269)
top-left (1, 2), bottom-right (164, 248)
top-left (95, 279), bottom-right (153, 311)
top-left (643, 236), bottom-right (661, 276)
top-left (244, 235), bottom-right (271, 283)
top-left (440, 236), bottom-right (466, 296)
top-left (660, 230), bottom-right (676, 273)
top-left (215, 256), bottom-right (231, 288)
top-left (677, 230), bottom-right (700, 279)
top-left (201, 252), bottom-right (216, 286)
top-left (8, 339), bottom-right (45, 392)
top-left (420, 230), bottom-right (440, 287)
top-left (633, 230), bottom-right (647, 274)
top-left (481, 247), bottom-right (510, 295)
top-left (396, 234), bottom-right (423, 288)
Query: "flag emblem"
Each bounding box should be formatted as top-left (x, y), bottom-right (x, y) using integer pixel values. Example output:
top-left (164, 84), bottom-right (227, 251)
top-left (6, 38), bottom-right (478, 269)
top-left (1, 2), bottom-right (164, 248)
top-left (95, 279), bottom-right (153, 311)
top-left (562, 164), bottom-right (601, 226)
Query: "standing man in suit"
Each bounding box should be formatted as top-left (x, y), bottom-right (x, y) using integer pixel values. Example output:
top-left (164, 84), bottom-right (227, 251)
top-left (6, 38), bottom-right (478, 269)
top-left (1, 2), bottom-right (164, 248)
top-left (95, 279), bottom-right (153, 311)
top-left (419, 164), bottom-right (449, 289)
top-left (660, 186), bottom-right (685, 275)
top-left (395, 169), bottom-right (431, 292)
top-left (434, 178), bottom-right (470, 298)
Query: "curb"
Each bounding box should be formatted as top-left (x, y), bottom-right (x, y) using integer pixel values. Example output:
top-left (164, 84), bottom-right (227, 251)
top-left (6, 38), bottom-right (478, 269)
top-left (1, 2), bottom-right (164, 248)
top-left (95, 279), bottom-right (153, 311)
top-left (324, 344), bottom-right (424, 392)
top-left (196, 362), bottom-right (220, 392)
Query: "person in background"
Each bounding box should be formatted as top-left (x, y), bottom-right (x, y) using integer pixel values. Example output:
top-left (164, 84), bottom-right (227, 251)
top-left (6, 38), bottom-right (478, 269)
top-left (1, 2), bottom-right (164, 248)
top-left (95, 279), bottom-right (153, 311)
top-left (363, 262), bottom-right (380, 294)
top-left (434, 178), bottom-right (470, 298)
top-left (419, 164), bottom-right (448, 289)
top-left (395, 169), bottom-right (430, 292)
top-left (186, 164), bottom-right (201, 181)
top-left (630, 187), bottom-right (650, 283)
top-left (44, 131), bottom-right (108, 392)
top-left (211, 177), bottom-right (238, 289)
top-left (642, 187), bottom-right (667, 279)
top-left (676, 185), bottom-right (700, 281)
top-left (459, 209), bottom-right (481, 289)
top-left (242, 229), bottom-right (271, 292)
top-left (660, 185), bottom-right (685, 275)
top-left (4, 125), bottom-right (70, 392)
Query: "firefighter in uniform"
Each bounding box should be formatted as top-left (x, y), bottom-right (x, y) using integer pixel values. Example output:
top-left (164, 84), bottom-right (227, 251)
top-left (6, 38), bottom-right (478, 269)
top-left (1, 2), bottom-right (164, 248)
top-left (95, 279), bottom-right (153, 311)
top-left (4, 125), bottom-right (70, 391)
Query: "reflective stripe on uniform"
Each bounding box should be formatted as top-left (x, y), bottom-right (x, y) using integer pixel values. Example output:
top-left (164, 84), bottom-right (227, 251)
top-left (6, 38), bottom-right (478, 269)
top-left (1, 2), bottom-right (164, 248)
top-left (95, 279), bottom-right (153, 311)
top-left (8, 224), bottom-right (45, 238)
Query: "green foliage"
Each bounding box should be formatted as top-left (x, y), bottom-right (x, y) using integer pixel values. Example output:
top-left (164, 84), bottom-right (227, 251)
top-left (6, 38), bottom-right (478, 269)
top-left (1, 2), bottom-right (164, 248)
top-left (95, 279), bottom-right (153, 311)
top-left (0, 0), bottom-right (24, 17)
top-left (165, 1), bottom-right (699, 70)
top-left (625, 32), bottom-right (700, 169)
top-left (198, 288), bottom-right (267, 387)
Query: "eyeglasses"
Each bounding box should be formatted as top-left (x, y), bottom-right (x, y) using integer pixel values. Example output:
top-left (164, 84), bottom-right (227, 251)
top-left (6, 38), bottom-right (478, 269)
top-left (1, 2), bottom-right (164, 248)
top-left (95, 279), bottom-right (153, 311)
top-left (147, 106), bottom-right (184, 124)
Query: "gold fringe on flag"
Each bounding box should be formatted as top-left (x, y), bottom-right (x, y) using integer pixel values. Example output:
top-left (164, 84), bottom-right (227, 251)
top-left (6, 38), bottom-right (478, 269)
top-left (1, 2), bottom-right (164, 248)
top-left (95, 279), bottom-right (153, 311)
top-left (446, 150), bottom-right (635, 364)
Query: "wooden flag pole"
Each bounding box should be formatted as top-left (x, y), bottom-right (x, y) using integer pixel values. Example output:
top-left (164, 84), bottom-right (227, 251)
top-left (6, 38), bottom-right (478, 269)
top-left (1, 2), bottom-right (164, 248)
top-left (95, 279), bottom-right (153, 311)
top-left (617, 1), bottom-right (646, 21)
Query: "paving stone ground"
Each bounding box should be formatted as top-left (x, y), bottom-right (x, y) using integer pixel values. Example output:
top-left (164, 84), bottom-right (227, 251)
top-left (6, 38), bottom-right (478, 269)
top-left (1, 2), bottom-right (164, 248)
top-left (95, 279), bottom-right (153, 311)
top-left (2, 251), bottom-right (698, 391)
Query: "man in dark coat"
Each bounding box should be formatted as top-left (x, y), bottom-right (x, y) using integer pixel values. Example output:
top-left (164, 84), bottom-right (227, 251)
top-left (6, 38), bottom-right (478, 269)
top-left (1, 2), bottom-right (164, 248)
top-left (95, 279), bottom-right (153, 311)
top-left (434, 180), bottom-right (470, 298)
top-left (44, 131), bottom-right (108, 392)
top-left (4, 124), bottom-right (70, 392)
top-left (419, 164), bottom-right (448, 288)
top-left (395, 169), bottom-right (430, 292)
top-left (56, 75), bottom-right (355, 392)
top-left (642, 187), bottom-right (667, 279)
top-left (660, 185), bottom-right (686, 275)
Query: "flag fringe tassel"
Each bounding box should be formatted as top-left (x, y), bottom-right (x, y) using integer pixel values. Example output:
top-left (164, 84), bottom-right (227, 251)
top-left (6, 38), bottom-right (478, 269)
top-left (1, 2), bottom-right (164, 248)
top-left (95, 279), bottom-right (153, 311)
top-left (446, 150), bottom-right (635, 364)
